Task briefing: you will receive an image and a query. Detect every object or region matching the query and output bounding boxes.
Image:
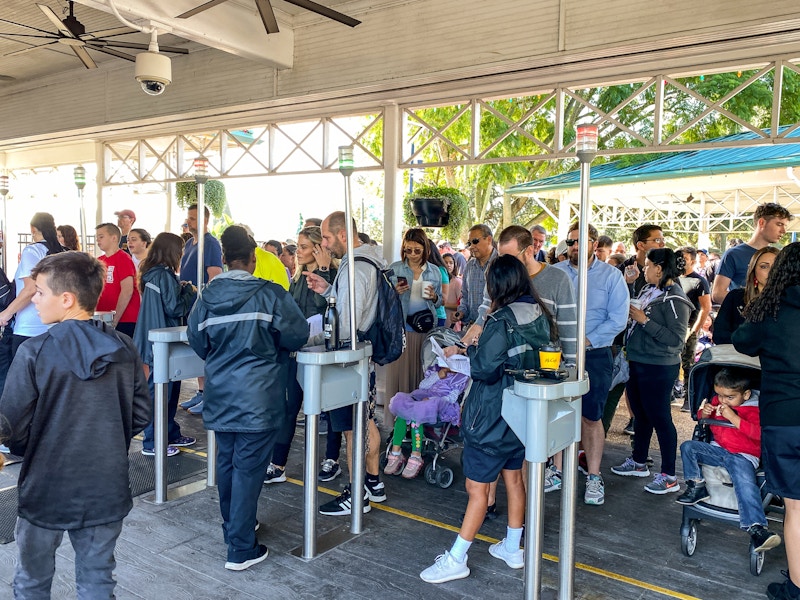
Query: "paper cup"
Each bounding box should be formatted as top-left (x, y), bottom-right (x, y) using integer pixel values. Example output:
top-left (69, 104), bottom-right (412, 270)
top-left (538, 345), bottom-right (562, 370)
top-left (630, 299), bottom-right (642, 310)
top-left (422, 281), bottom-right (434, 299)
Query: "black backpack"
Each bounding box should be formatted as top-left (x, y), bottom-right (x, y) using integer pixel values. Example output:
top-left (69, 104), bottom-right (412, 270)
top-left (354, 256), bottom-right (406, 365)
top-left (0, 267), bottom-right (15, 313)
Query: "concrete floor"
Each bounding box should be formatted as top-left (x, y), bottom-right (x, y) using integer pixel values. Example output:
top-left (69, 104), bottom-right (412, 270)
top-left (0, 381), bottom-right (787, 600)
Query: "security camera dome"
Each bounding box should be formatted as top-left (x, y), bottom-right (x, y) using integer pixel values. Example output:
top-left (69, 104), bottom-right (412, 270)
top-left (134, 51), bottom-right (171, 96)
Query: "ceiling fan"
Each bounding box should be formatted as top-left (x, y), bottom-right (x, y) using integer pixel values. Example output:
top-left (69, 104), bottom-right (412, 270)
top-left (176, 0), bottom-right (360, 35)
top-left (0, 1), bottom-right (188, 69)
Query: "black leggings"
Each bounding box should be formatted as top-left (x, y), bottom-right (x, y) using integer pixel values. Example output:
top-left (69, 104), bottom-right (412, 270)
top-left (626, 361), bottom-right (680, 476)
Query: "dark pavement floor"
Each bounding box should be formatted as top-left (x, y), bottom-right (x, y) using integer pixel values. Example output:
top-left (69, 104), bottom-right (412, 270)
top-left (0, 381), bottom-right (787, 599)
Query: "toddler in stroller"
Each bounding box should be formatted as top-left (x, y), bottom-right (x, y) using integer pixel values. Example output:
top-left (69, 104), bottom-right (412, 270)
top-left (384, 333), bottom-right (470, 480)
top-left (677, 346), bottom-right (782, 575)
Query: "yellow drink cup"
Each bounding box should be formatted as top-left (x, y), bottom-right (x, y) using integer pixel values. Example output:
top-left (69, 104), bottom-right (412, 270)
top-left (538, 344), bottom-right (562, 370)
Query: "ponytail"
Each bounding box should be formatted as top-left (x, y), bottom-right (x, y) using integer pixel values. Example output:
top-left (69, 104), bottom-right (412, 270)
top-left (30, 212), bottom-right (66, 255)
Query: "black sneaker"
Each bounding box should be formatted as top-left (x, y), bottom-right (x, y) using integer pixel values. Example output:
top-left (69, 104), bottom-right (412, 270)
top-left (672, 380), bottom-right (685, 401)
top-left (263, 464), bottom-right (286, 485)
top-left (318, 459), bottom-right (342, 482)
top-left (749, 525), bottom-right (782, 553)
top-left (224, 544), bottom-right (269, 571)
top-left (365, 480), bottom-right (386, 503)
top-left (675, 481), bottom-right (711, 505)
top-left (768, 577), bottom-right (800, 600)
top-left (319, 485), bottom-right (371, 516)
top-left (623, 418), bottom-right (635, 436)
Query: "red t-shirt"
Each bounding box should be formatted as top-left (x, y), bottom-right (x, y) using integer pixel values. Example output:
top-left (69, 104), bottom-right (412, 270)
top-left (97, 251), bottom-right (141, 323)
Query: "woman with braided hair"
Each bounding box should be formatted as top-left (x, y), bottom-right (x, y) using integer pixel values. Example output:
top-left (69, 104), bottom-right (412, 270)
top-left (733, 242), bottom-right (800, 600)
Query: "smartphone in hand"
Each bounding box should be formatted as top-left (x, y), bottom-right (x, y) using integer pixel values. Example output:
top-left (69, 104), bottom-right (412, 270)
top-left (397, 276), bottom-right (408, 286)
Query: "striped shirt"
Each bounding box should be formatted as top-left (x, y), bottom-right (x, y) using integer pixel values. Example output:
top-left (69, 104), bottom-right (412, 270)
top-left (457, 249), bottom-right (498, 324)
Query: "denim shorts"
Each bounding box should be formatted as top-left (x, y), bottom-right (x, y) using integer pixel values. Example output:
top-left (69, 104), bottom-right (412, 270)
top-left (761, 425), bottom-right (800, 500)
top-left (462, 444), bottom-right (524, 483)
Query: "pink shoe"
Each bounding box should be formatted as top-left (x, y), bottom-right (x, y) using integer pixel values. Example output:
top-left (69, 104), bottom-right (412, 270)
top-left (383, 453), bottom-right (406, 475)
top-left (402, 455), bottom-right (424, 479)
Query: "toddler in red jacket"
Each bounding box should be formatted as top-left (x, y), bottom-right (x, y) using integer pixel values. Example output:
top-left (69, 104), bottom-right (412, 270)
top-left (677, 368), bottom-right (781, 553)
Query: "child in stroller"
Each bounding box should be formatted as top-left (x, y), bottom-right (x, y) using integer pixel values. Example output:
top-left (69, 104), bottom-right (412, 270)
top-left (677, 345), bottom-right (783, 575)
top-left (677, 367), bottom-right (781, 553)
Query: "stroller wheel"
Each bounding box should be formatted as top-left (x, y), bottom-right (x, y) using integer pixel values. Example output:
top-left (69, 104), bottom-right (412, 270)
top-left (749, 540), bottom-right (765, 576)
top-left (424, 463), bottom-right (437, 485)
top-left (436, 467), bottom-right (454, 489)
top-left (681, 520), bottom-right (698, 557)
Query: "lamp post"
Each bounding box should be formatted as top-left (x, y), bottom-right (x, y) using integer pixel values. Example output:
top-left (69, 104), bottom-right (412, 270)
top-left (74, 166), bottom-right (87, 253)
top-left (0, 174), bottom-right (8, 272)
top-left (193, 157), bottom-right (208, 295)
top-left (558, 122), bottom-right (598, 600)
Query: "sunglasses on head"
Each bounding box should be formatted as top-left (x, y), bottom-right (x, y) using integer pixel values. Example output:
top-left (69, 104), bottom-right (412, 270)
top-left (565, 238), bottom-right (596, 246)
top-left (403, 247), bottom-right (423, 255)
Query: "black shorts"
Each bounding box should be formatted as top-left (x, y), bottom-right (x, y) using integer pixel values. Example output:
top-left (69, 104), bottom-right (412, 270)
top-left (583, 347), bottom-right (613, 422)
top-left (761, 425), bottom-right (800, 500)
top-left (328, 369), bottom-right (377, 433)
top-left (461, 444), bottom-right (524, 483)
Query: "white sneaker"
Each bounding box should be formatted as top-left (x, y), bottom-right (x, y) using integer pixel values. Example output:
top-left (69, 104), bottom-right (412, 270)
top-left (489, 540), bottom-right (524, 569)
top-left (420, 551), bottom-right (470, 583)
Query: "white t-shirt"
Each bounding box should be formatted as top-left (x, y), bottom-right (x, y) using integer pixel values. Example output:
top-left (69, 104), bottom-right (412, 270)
top-left (14, 242), bottom-right (49, 337)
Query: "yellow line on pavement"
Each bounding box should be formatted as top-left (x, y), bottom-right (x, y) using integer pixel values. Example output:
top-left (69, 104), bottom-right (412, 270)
top-left (174, 453), bottom-right (700, 600)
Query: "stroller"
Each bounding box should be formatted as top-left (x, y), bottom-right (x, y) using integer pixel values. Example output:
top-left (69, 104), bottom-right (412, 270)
top-left (680, 344), bottom-right (783, 575)
top-left (381, 327), bottom-right (469, 489)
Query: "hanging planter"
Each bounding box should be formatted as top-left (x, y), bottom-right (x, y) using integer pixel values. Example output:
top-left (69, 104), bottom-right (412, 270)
top-left (404, 185), bottom-right (470, 240)
top-left (175, 180), bottom-right (227, 218)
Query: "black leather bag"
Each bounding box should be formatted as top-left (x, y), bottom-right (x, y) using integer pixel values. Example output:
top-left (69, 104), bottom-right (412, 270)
top-left (407, 309), bottom-right (435, 333)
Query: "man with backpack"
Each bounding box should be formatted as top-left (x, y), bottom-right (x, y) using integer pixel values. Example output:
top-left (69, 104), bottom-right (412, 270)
top-left (304, 211), bottom-right (391, 515)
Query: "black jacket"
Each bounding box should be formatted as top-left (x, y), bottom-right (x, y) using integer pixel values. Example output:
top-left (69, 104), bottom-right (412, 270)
top-left (290, 266), bottom-right (336, 319)
top-left (733, 285), bottom-right (800, 427)
top-left (462, 298), bottom-right (552, 457)
top-left (0, 319), bottom-right (150, 529)
top-left (133, 265), bottom-right (197, 366)
top-left (626, 283), bottom-right (692, 365)
top-left (713, 288), bottom-right (745, 345)
top-left (187, 270), bottom-right (309, 433)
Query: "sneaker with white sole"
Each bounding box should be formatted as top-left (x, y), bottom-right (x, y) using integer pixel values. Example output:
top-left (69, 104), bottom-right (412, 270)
top-left (544, 464), bottom-right (562, 493)
top-left (318, 459), bottom-right (342, 482)
top-left (611, 457), bottom-right (650, 477)
top-left (263, 464), bottom-right (286, 484)
top-left (224, 544), bottom-right (269, 571)
top-left (365, 480), bottom-right (386, 503)
top-left (420, 551), bottom-right (470, 583)
top-left (187, 400), bottom-right (204, 415)
top-left (645, 473), bottom-right (680, 495)
top-left (489, 540), bottom-right (524, 569)
top-left (141, 446), bottom-right (179, 457)
top-left (584, 474), bottom-right (605, 505)
top-left (180, 391), bottom-right (203, 410)
top-left (319, 485), bottom-right (370, 515)
top-left (169, 436), bottom-right (196, 447)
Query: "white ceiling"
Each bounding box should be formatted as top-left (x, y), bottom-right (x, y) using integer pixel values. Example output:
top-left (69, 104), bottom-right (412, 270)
top-left (0, 0), bottom-right (361, 83)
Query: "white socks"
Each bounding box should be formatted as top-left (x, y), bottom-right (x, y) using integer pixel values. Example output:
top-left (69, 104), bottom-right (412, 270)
top-left (450, 535), bottom-right (472, 562)
top-left (505, 526), bottom-right (523, 552)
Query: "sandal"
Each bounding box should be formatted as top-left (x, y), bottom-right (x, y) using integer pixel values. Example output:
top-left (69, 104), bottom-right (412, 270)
top-left (402, 455), bottom-right (424, 479)
top-left (383, 452), bottom-right (406, 475)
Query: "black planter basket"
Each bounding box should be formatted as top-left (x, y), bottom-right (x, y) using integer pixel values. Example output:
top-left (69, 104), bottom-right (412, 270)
top-left (411, 197), bottom-right (450, 228)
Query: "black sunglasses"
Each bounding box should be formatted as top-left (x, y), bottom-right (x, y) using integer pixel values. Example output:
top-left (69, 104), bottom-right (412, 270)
top-left (565, 238), bottom-right (596, 246)
top-left (467, 237), bottom-right (484, 246)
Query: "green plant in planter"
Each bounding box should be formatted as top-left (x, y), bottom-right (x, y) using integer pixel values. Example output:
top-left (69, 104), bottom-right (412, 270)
top-left (404, 185), bottom-right (470, 242)
top-left (175, 180), bottom-right (227, 218)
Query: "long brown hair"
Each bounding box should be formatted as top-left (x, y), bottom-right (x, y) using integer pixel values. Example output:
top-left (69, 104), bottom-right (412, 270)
top-left (401, 228), bottom-right (430, 264)
top-left (138, 232), bottom-right (184, 293)
top-left (57, 225), bottom-right (81, 251)
top-left (743, 246), bottom-right (779, 306)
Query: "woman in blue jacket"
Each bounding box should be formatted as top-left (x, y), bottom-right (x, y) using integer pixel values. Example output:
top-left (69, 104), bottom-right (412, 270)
top-left (187, 226), bottom-right (308, 572)
top-left (421, 255), bottom-right (557, 584)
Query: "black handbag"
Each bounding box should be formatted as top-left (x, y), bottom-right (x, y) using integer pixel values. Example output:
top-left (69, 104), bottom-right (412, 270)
top-left (407, 309), bottom-right (435, 333)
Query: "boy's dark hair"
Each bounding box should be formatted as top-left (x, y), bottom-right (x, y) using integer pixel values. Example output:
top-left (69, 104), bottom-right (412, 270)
top-left (714, 368), bottom-right (751, 393)
top-left (596, 235), bottom-right (613, 249)
top-left (753, 202), bottom-right (792, 224)
top-left (498, 225), bottom-right (533, 249)
top-left (679, 246), bottom-right (697, 260)
top-left (632, 224), bottom-right (662, 248)
top-left (221, 226), bottom-right (257, 265)
top-left (31, 252), bottom-right (105, 312)
top-left (266, 239), bottom-right (283, 255)
top-left (188, 203), bottom-right (211, 220)
top-left (96, 222), bottom-right (121, 239)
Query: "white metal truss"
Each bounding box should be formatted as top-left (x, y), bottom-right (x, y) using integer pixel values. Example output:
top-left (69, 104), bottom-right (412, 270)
top-left (103, 113), bottom-right (384, 185)
top-left (400, 57), bottom-right (800, 168)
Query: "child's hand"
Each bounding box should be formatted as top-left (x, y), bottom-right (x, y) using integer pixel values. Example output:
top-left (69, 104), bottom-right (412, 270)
top-left (700, 403), bottom-right (714, 418)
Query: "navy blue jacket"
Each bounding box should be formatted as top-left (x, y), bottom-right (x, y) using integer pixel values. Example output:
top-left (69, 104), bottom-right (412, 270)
top-left (187, 270), bottom-right (309, 432)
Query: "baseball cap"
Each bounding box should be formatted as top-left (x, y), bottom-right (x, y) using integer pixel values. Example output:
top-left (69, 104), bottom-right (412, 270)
top-left (115, 209), bottom-right (136, 220)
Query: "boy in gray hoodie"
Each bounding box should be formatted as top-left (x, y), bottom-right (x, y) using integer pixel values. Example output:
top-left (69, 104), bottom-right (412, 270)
top-left (0, 251), bottom-right (150, 598)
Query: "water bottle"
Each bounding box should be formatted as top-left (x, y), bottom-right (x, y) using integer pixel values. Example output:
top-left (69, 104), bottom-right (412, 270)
top-left (324, 296), bottom-right (339, 351)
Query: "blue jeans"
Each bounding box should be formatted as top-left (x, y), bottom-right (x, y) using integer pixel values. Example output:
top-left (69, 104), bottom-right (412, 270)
top-left (216, 430), bottom-right (278, 563)
top-left (14, 516), bottom-right (123, 599)
top-left (680, 440), bottom-right (766, 529)
top-left (142, 374), bottom-right (182, 450)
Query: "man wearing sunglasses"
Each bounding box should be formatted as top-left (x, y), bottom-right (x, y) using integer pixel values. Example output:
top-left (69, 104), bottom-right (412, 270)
top-left (554, 222), bottom-right (629, 506)
top-left (618, 224), bottom-right (666, 298)
top-left (453, 224), bottom-right (497, 330)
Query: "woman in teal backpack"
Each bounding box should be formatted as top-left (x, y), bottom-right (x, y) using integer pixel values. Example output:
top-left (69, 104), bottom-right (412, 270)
top-left (421, 254), bottom-right (558, 584)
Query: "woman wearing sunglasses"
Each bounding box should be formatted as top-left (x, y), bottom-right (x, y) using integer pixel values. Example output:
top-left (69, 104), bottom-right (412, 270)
top-left (384, 228), bottom-right (443, 478)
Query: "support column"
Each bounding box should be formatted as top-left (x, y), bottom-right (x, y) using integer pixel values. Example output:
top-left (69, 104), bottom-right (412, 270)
top-left (95, 143), bottom-right (106, 241)
top-left (382, 103), bottom-right (404, 262)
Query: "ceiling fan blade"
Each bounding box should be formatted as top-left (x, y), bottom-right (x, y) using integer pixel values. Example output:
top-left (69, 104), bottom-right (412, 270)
top-left (71, 44), bottom-right (97, 68)
top-left (3, 40), bottom-right (58, 57)
top-left (0, 32), bottom-right (59, 39)
top-left (84, 27), bottom-right (136, 39)
top-left (283, 0), bottom-right (360, 27)
top-left (85, 44), bottom-right (136, 62)
top-left (37, 4), bottom-right (77, 38)
top-left (255, 0), bottom-right (279, 34)
top-left (0, 17), bottom-right (55, 35)
top-left (176, 0), bottom-right (230, 19)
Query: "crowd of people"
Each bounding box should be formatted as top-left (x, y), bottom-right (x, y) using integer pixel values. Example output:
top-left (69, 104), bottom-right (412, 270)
top-left (0, 201), bottom-right (798, 600)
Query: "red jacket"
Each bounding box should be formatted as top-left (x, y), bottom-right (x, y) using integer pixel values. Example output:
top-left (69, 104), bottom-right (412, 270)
top-left (697, 393), bottom-right (761, 458)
